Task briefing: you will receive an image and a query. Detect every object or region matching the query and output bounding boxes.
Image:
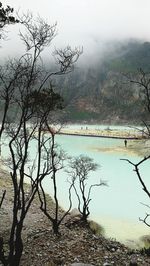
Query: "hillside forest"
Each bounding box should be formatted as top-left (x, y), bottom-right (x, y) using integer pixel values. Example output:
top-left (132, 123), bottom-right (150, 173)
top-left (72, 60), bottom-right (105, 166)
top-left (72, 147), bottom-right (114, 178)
top-left (53, 41), bottom-right (150, 124)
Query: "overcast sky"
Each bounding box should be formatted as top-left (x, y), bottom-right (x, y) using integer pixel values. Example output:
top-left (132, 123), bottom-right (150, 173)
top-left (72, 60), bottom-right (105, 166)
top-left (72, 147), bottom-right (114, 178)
top-left (2, 0), bottom-right (150, 61)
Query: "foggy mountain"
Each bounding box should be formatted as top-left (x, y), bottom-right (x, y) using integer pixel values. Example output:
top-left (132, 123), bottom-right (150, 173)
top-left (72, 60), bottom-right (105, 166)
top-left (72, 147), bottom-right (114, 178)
top-left (53, 40), bottom-right (150, 124)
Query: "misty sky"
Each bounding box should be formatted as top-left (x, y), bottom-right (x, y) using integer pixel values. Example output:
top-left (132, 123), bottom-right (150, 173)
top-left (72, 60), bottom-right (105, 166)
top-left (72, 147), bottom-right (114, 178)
top-left (2, 0), bottom-right (150, 61)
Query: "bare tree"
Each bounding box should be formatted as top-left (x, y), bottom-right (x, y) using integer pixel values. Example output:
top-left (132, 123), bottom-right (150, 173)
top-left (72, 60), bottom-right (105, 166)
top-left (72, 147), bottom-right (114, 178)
top-left (121, 68), bottom-right (150, 228)
top-left (67, 155), bottom-right (106, 223)
top-left (0, 189), bottom-right (6, 209)
top-left (0, 12), bottom-right (81, 266)
top-left (0, 2), bottom-right (19, 154)
top-left (38, 126), bottom-right (73, 234)
top-left (0, 2), bottom-right (19, 30)
top-left (125, 68), bottom-right (150, 137)
top-left (0, 87), bottom-right (65, 266)
top-left (121, 156), bottom-right (150, 227)
top-left (0, 3), bottom-right (20, 263)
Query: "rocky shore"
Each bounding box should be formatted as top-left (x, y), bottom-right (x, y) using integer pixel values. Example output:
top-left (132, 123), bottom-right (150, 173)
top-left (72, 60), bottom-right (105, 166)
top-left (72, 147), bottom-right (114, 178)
top-left (1, 167), bottom-right (150, 265)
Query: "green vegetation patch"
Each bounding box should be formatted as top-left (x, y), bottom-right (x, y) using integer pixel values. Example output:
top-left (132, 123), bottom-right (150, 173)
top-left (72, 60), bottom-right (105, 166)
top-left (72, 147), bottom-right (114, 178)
top-left (66, 107), bottom-right (100, 121)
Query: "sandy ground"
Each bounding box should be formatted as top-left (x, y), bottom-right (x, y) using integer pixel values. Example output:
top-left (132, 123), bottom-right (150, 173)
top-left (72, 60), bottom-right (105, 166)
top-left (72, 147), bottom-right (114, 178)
top-left (88, 139), bottom-right (150, 157)
top-left (59, 127), bottom-right (150, 157)
top-left (59, 127), bottom-right (143, 139)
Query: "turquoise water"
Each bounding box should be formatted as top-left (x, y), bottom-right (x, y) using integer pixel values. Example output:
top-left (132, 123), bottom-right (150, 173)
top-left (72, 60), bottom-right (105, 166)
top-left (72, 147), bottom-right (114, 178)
top-left (2, 128), bottom-right (150, 245)
top-left (53, 135), bottom-right (149, 218)
top-left (42, 134), bottom-right (150, 245)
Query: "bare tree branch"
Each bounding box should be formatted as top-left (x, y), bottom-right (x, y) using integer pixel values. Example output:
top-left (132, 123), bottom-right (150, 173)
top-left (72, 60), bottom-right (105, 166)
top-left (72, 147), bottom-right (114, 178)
top-left (0, 9), bottom-right (81, 264)
top-left (67, 155), bottom-right (106, 223)
top-left (139, 213), bottom-right (150, 227)
top-left (0, 190), bottom-right (6, 209)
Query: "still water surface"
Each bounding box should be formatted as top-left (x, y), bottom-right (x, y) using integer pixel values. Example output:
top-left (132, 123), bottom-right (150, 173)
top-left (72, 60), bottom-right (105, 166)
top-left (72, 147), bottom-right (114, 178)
top-left (2, 125), bottom-right (150, 246)
top-left (44, 131), bottom-right (150, 246)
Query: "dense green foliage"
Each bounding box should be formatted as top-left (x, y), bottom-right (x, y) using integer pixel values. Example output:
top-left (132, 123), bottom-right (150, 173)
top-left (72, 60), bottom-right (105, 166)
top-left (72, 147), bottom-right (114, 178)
top-left (107, 41), bottom-right (150, 73)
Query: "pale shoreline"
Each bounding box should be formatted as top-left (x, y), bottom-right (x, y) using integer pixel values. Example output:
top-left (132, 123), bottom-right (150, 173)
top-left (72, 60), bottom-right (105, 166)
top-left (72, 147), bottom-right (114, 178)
top-left (58, 127), bottom-right (150, 157)
top-left (59, 127), bottom-right (143, 139)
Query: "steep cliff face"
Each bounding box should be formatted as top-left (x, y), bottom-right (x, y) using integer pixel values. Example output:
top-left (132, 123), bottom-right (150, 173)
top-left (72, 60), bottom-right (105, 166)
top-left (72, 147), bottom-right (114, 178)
top-left (62, 71), bottom-right (143, 123)
top-left (55, 41), bottom-right (150, 123)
